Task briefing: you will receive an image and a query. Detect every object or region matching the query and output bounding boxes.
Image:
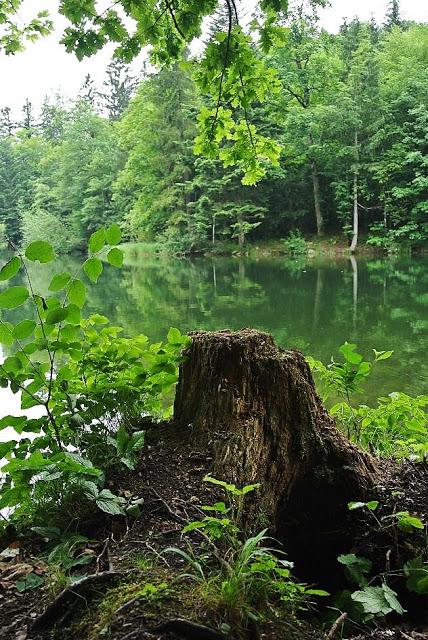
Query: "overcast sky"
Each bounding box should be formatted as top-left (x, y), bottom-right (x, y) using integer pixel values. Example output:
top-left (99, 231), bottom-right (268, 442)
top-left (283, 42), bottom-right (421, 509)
top-left (0, 0), bottom-right (426, 116)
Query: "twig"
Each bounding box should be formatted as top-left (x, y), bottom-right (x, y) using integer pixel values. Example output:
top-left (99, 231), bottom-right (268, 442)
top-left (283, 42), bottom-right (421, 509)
top-left (143, 541), bottom-right (172, 568)
top-left (164, 0), bottom-right (185, 39)
top-left (326, 611), bottom-right (347, 639)
top-left (209, 0), bottom-right (233, 140)
top-left (95, 536), bottom-right (111, 574)
top-left (154, 618), bottom-right (224, 640)
top-left (149, 487), bottom-right (187, 524)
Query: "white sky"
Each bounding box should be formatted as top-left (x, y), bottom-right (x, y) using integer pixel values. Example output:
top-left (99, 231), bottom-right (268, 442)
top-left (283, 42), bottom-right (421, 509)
top-left (0, 0), bottom-right (426, 116)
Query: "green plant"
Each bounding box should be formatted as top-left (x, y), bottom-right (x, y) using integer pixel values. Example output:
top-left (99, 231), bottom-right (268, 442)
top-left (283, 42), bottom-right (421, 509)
top-left (404, 557), bottom-right (428, 594)
top-left (0, 228), bottom-right (190, 534)
top-left (283, 230), bottom-right (307, 256)
top-left (166, 478), bottom-right (328, 634)
top-left (331, 392), bottom-right (427, 458)
top-left (308, 343), bottom-right (393, 405)
top-left (337, 552), bottom-right (404, 622)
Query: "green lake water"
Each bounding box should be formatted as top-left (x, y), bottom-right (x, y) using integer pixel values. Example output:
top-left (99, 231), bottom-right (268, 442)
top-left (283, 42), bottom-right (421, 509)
top-left (1, 252), bottom-right (427, 419)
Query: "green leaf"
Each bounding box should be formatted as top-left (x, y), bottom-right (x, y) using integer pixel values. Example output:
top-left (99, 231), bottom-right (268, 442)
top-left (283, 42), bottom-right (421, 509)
top-left (348, 501), bottom-right (366, 510)
top-left (13, 319), bottom-right (36, 339)
top-left (31, 526), bottom-right (61, 540)
top-left (88, 228), bottom-right (106, 254)
top-left (396, 511), bottom-right (424, 532)
top-left (46, 307), bottom-right (69, 325)
top-left (106, 223), bottom-right (121, 245)
top-left (68, 279), bottom-right (86, 308)
top-left (0, 415), bottom-right (27, 431)
top-left (83, 257), bottom-right (103, 283)
top-left (338, 554), bottom-right (372, 587)
top-left (116, 424), bottom-right (129, 455)
top-left (0, 322), bottom-right (14, 345)
top-left (366, 501), bottom-right (379, 511)
top-left (382, 584), bottom-right (405, 615)
top-left (129, 430), bottom-right (146, 452)
top-left (0, 256), bottom-right (21, 281)
top-left (339, 342), bottom-right (363, 365)
top-left (404, 557), bottom-right (428, 594)
top-left (16, 573), bottom-right (44, 592)
top-left (25, 241), bottom-right (55, 263)
top-left (96, 489), bottom-right (125, 515)
top-left (351, 584), bottom-right (404, 616)
top-left (107, 248), bottom-right (123, 267)
top-left (167, 327), bottom-right (182, 344)
top-left (373, 350), bottom-right (394, 362)
top-left (49, 272), bottom-right (71, 292)
top-left (0, 286), bottom-right (29, 309)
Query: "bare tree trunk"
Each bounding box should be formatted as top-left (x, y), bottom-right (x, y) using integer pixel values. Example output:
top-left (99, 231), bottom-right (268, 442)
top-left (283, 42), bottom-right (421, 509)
top-left (311, 158), bottom-right (324, 236)
top-left (350, 130), bottom-right (359, 253)
top-left (174, 330), bottom-right (379, 581)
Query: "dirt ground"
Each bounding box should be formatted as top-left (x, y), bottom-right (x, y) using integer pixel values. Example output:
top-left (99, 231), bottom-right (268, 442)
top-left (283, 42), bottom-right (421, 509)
top-left (0, 426), bottom-right (427, 640)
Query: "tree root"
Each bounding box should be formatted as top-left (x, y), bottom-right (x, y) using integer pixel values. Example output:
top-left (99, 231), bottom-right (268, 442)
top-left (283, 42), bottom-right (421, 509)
top-left (30, 570), bottom-right (134, 635)
top-left (153, 618), bottom-right (225, 639)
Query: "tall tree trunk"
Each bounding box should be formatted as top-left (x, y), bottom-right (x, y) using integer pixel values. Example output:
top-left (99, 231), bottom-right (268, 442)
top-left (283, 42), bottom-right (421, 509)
top-left (174, 330), bottom-right (379, 582)
top-left (311, 158), bottom-right (323, 236)
top-left (237, 215), bottom-right (245, 247)
top-left (350, 129), bottom-right (359, 252)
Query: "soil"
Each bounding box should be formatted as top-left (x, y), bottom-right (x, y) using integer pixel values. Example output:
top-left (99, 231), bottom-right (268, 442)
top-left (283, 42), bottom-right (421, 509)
top-left (0, 426), bottom-right (427, 640)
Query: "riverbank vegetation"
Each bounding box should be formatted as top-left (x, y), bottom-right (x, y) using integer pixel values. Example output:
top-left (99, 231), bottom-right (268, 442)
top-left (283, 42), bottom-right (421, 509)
top-left (0, 2), bottom-right (427, 255)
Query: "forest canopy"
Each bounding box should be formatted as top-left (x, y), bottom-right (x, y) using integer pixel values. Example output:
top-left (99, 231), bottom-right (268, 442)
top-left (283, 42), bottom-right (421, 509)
top-left (0, 2), bottom-right (426, 253)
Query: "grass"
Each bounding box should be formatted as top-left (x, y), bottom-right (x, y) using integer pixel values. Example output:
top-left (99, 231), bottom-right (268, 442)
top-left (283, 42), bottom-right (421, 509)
top-left (120, 235), bottom-right (384, 261)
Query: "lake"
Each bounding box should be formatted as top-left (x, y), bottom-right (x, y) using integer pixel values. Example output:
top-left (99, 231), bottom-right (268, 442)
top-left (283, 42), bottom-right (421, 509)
top-left (0, 252), bottom-right (427, 425)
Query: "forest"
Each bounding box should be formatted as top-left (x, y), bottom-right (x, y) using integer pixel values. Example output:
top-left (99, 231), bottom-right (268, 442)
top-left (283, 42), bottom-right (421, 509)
top-left (0, 1), bottom-right (427, 640)
top-left (0, 2), bottom-right (427, 254)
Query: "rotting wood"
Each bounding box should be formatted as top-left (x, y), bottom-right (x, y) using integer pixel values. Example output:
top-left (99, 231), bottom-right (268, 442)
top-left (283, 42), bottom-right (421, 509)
top-left (174, 329), bottom-right (380, 583)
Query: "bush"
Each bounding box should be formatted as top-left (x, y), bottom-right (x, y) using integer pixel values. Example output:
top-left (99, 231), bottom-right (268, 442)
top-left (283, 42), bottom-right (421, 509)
top-left (0, 226), bottom-right (190, 535)
top-left (283, 230), bottom-right (307, 255)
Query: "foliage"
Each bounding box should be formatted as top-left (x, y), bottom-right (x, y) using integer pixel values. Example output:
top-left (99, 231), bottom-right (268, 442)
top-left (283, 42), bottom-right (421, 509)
top-left (331, 392), bottom-right (428, 458)
top-left (0, 15), bottom-right (427, 250)
top-left (0, 229), bottom-right (190, 535)
top-left (283, 230), bottom-right (307, 255)
top-left (166, 477), bottom-right (328, 632)
top-left (309, 343), bottom-right (427, 459)
top-left (307, 342), bottom-right (393, 403)
top-left (0, 0), bottom-right (298, 182)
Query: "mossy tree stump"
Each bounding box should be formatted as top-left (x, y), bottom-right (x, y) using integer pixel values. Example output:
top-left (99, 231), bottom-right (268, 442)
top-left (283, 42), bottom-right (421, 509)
top-left (174, 329), bottom-right (380, 582)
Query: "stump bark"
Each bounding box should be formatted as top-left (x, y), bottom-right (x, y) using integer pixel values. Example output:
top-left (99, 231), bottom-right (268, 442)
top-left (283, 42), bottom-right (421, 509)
top-left (174, 329), bottom-right (381, 582)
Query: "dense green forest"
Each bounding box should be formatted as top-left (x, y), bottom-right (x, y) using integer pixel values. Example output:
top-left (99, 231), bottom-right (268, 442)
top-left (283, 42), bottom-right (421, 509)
top-left (0, 3), bottom-right (427, 254)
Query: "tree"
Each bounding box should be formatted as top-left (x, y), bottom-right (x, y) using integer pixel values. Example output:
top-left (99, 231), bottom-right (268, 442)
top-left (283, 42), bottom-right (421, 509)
top-left (79, 74), bottom-right (98, 108)
top-left (39, 96), bottom-right (69, 141)
top-left (0, 106), bottom-right (14, 136)
top-left (272, 9), bottom-right (343, 235)
top-left (20, 182), bottom-right (72, 252)
top-left (114, 63), bottom-right (197, 247)
top-left (21, 98), bottom-right (35, 137)
top-left (0, 0), bottom-right (292, 182)
top-left (385, 0), bottom-right (401, 30)
top-left (100, 59), bottom-right (138, 121)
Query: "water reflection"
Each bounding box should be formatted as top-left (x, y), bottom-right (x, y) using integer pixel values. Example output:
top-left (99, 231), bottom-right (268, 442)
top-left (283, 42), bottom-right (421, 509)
top-left (0, 251), bottom-right (427, 420)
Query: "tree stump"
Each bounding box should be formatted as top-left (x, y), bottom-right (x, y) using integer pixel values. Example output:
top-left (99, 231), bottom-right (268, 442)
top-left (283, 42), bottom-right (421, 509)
top-left (174, 329), bottom-right (381, 583)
